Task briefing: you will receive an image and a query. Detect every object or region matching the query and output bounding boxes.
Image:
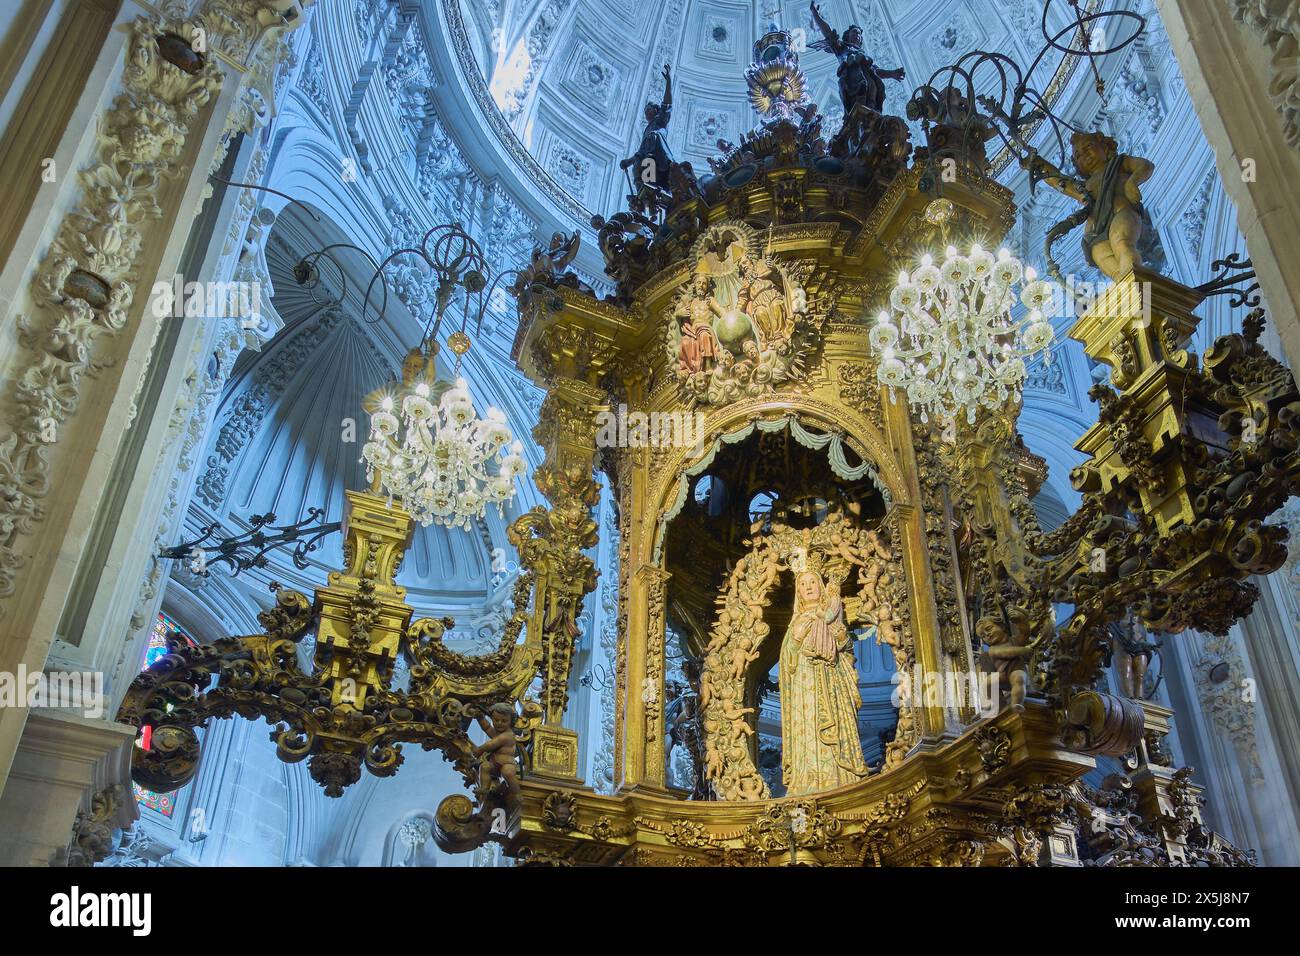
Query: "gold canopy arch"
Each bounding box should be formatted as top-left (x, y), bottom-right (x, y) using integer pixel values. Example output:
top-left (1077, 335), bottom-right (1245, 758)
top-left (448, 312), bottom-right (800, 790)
top-left (642, 401), bottom-right (917, 798)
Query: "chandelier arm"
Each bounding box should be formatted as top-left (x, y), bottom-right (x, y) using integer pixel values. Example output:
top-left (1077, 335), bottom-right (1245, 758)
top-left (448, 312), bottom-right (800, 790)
top-left (294, 248), bottom-right (350, 307)
top-left (472, 269), bottom-right (522, 335)
top-left (207, 175), bottom-right (321, 223)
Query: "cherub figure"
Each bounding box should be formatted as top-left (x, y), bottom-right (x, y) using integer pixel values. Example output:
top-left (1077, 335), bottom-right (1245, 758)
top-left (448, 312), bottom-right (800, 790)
top-left (809, 2), bottom-right (905, 116)
top-left (510, 231), bottom-right (580, 315)
top-left (721, 696), bottom-right (756, 728)
top-left (976, 612), bottom-right (1036, 709)
top-left (704, 744), bottom-right (724, 782)
top-left (730, 634), bottom-right (762, 681)
top-left (472, 702), bottom-right (521, 805)
top-left (1023, 130), bottom-right (1157, 280)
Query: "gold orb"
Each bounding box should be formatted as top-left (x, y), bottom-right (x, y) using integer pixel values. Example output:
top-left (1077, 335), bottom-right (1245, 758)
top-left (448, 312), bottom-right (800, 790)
top-left (924, 198), bottom-right (955, 226)
top-left (448, 331), bottom-right (472, 355)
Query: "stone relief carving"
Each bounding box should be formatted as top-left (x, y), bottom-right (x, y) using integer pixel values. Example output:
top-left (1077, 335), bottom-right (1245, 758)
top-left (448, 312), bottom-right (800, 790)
top-left (1179, 170), bottom-right (1216, 263)
top-left (0, 17), bottom-right (224, 609)
top-left (1230, 1), bottom-right (1300, 149)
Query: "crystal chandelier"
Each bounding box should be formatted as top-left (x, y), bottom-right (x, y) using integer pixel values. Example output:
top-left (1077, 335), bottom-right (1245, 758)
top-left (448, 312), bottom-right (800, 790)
top-left (870, 242), bottom-right (1058, 425)
top-left (362, 340), bottom-right (526, 529)
top-left (355, 224), bottom-right (529, 529)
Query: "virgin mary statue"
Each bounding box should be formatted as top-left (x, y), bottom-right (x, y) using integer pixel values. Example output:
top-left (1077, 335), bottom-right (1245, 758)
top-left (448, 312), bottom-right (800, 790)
top-left (779, 569), bottom-right (870, 794)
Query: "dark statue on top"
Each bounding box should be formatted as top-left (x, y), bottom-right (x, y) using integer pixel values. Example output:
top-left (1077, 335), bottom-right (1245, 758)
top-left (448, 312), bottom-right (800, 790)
top-left (807, 3), bottom-right (910, 164)
top-left (621, 64), bottom-right (679, 216)
top-left (808, 2), bottom-right (906, 116)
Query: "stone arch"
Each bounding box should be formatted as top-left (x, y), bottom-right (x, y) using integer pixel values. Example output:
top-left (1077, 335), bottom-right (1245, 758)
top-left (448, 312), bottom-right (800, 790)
top-left (381, 811), bottom-right (440, 867)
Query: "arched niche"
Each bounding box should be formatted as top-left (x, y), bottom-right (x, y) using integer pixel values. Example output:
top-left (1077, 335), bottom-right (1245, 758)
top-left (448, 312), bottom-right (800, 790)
top-left (640, 401), bottom-right (919, 800)
top-left (381, 811), bottom-right (441, 867)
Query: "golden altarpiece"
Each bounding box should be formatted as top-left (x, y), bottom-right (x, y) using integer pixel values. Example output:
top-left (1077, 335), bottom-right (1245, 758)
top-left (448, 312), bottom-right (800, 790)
top-left (112, 22), bottom-right (1296, 867)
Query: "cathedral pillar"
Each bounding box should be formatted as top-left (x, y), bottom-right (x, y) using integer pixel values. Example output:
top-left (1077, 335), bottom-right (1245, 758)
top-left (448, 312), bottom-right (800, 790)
top-left (0, 711), bottom-right (135, 866)
top-left (0, 0), bottom-right (306, 862)
top-left (1154, 0), bottom-right (1300, 369)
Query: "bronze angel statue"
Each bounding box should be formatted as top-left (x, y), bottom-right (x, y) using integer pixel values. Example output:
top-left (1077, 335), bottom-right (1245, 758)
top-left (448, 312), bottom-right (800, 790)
top-left (621, 63), bottom-right (675, 192)
top-left (808, 2), bottom-right (905, 116)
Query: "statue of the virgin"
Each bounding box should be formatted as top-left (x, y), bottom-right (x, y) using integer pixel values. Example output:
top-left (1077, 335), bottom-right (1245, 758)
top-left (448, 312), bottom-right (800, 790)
top-left (779, 568), bottom-right (870, 794)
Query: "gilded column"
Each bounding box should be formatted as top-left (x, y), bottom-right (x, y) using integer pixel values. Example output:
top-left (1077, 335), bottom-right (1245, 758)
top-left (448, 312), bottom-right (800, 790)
top-left (623, 563), bottom-right (670, 790)
top-left (881, 394), bottom-right (950, 737)
top-left (513, 327), bottom-right (610, 780)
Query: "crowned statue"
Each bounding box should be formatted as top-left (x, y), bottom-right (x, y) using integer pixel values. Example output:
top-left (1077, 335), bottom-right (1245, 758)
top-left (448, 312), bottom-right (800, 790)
top-left (779, 563), bottom-right (871, 795)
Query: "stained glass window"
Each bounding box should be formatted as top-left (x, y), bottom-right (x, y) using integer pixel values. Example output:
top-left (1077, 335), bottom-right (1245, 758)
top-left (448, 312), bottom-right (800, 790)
top-left (133, 612), bottom-right (197, 818)
top-left (143, 610), bottom-right (192, 670)
top-left (132, 784), bottom-right (177, 817)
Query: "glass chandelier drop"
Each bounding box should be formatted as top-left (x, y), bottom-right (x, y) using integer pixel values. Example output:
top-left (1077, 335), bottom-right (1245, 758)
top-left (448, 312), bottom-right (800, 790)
top-left (869, 243), bottom-right (1058, 425)
top-left (357, 224), bottom-right (528, 529)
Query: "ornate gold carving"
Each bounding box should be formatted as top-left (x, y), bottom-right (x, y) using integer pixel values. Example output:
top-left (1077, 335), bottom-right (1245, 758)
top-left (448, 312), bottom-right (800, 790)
top-left (666, 222), bottom-right (827, 405)
top-left (495, 115), bottom-right (1267, 867)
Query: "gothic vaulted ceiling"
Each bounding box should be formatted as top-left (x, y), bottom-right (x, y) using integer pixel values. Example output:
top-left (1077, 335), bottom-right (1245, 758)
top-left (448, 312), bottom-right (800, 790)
top-left (456, 0), bottom-right (1083, 216)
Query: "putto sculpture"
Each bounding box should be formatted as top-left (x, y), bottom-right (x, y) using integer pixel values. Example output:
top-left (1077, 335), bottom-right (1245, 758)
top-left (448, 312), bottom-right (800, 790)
top-left (1025, 129), bottom-right (1160, 281)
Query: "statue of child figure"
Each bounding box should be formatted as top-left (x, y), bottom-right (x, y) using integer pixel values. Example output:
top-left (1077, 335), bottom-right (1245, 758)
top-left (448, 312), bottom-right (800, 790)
top-left (473, 702), bottom-right (521, 805)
